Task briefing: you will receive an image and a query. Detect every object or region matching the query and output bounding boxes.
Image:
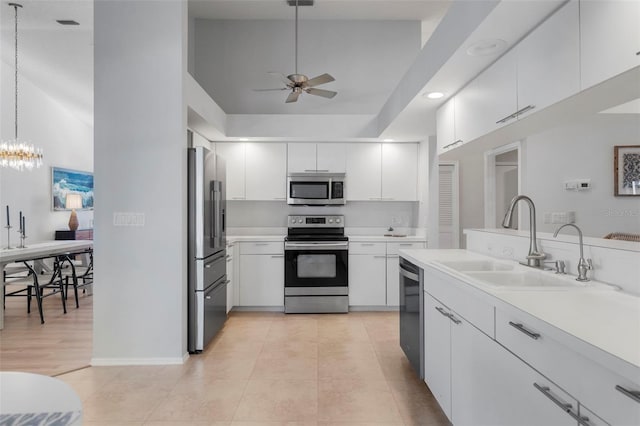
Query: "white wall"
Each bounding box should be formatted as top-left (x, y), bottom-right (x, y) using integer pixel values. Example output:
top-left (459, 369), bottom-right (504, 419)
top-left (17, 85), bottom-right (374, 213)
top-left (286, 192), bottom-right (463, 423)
top-left (522, 114), bottom-right (640, 237)
top-left (0, 61), bottom-right (93, 243)
top-left (93, 0), bottom-right (188, 364)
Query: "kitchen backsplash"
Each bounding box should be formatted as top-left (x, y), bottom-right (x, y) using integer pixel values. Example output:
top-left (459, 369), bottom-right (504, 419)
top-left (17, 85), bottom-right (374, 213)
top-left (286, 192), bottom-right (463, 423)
top-left (227, 200), bottom-right (419, 230)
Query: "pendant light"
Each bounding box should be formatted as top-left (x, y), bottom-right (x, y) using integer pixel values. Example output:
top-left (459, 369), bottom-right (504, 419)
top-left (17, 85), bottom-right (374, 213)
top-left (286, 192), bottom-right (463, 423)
top-left (0, 3), bottom-right (44, 171)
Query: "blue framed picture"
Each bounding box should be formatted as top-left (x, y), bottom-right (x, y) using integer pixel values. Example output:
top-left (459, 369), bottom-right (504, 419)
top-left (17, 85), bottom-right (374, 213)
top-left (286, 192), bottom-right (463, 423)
top-left (52, 167), bottom-right (94, 210)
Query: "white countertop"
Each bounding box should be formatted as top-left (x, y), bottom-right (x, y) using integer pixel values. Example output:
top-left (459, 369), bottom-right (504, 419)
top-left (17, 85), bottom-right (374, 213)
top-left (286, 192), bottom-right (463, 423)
top-left (227, 235), bottom-right (426, 244)
top-left (398, 249), bottom-right (640, 377)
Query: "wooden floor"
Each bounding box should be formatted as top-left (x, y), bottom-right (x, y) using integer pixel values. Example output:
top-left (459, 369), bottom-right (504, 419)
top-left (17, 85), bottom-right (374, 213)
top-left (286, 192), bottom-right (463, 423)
top-left (0, 287), bottom-right (93, 376)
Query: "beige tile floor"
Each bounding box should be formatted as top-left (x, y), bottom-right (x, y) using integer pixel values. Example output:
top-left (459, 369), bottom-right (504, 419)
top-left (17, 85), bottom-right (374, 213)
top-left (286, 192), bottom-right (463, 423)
top-left (54, 311), bottom-right (450, 426)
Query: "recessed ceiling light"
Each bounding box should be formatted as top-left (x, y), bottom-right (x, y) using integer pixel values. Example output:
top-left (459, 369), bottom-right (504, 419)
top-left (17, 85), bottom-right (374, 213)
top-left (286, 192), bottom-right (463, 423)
top-left (383, 139), bottom-right (394, 142)
top-left (423, 92), bottom-right (444, 99)
top-left (56, 19), bottom-right (79, 26)
top-left (466, 39), bottom-right (507, 57)
top-left (239, 138), bottom-right (249, 141)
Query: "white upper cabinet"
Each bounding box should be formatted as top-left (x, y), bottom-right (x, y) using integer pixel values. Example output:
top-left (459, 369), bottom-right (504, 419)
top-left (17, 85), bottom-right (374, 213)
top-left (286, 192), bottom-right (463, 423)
top-left (346, 143), bottom-right (418, 201)
top-left (287, 143), bottom-right (316, 173)
top-left (455, 49), bottom-right (518, 144)
top-left (217, 142), bottom-right (286, 201)
top-left (216, 142), bottom-right (246, 200)
top-left (316, 143), bottom-right (346, 173)
top-left (245, 143), bottom-right (287, 200)
top-left (346, 143), bottom-right (383, 200)
top-left (381, 143), bottom-right (418, 201)
top-left (287, 143), bottom-right (346, 173)
top-left (580, 0), bottom-right (640, 90)
top-left (517, 0), bottom-right (580, 118)
top-left (436, 97), bottom-right (457, 154)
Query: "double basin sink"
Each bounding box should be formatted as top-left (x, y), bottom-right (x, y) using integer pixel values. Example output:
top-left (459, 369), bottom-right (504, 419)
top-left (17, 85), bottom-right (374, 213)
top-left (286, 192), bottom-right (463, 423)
top-left (436, 260), bottom-right (617, 291)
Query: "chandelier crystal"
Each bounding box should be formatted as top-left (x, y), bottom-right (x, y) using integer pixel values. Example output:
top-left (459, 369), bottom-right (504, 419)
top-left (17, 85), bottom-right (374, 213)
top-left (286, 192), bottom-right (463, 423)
top-left (2, 3), bottom-right (44, 171)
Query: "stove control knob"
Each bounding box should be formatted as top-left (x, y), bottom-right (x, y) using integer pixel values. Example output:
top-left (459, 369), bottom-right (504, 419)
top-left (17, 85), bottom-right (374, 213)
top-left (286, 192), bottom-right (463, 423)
top-left (328, 219), bottom-right (334, 223)
top-left (336, 218), bottom-right (341, 223)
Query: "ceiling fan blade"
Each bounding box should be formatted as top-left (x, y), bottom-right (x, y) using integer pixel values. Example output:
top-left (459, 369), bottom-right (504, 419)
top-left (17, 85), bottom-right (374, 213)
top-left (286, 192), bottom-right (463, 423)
top-left (286, 91), bottom-right (300, 103)
top-left (268, 72), bottom-right (294, 85)
top-left (253, 88), bottom-right (289, 92)
top-left (305, 73), bottom-right (335, 87)
top-left (305, 88), bottom-right (337, 99)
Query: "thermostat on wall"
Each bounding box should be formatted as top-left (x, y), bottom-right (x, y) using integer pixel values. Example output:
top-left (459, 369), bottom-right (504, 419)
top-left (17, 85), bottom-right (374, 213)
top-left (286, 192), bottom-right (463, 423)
top-left (564, 179), bottom-right (591, 191)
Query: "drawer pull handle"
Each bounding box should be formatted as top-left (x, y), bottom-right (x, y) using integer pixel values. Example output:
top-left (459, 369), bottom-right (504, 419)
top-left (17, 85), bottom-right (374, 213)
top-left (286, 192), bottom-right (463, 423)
top-left (255, 243), bottom-right (269, 246)
top-left (509, 321), bottom-right (540, 340)
top-left (616, 385), bottom-right (640, 403)
top-left (271, 255), bottom-right (284, 259)
top-left (534, 383), bottom-right (591, 425)
top-left (442, 140), bottom-right (463, 150)
top-left (374, 255), bottom-right (387, 259)
top-left (449, 314), bottom-right (461, 325)
top-left (399, 243), bottom-right (413, 246)
top-left (361, 243), bottom-right (374, 246)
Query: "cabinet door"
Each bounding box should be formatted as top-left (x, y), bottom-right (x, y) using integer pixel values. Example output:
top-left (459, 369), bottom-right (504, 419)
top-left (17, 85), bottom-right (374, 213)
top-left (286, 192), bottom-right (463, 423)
top-left (386, 256), bottom-right (400, 306)
top-left (245, 143), bottom-right (287, 200)
top-left (226, 245), bottom-right (233, 314)
top-left (287, 143), bottom-right (316, 173)
top-left (381, 143), bottom-right (418, 201)
top-left (216, 143), bottom-right (246, 200)
top-left (346, 143), bottom-right (382, 200)
top-left (239, 254), bottom-right (284, 306)
top-left (517, 0), bottom-right (580, 118)
top-left (423, 292), bottom-right (452, 419)
top-left (456, 49), bottom-right (517, 144)
top-left (348, 254), bottom-right (386, 306)
top-left (316, 143), bottom-right (346, 173)
top-left (436, 97), bottom-right (457, 154)
top-left (580, 0), bottom-right (640, 90)
top-left (451, 313), bottom-right (578, 426)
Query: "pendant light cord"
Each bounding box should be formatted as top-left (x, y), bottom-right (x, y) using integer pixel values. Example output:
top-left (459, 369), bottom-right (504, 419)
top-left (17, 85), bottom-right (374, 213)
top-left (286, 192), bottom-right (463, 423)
top-left (10, 3), bottom-right (21, 141)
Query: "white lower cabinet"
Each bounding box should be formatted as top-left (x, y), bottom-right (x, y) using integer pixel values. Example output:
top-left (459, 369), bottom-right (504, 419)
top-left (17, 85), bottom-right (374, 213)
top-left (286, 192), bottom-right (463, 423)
top-left (348, 254), bottom-right (386, 306)
top-left (385, 256), bottom-right (399, 306)
top-left (424, 293), bottom-right (453, 419)
top-left (226, 243), bottom-right (234, 314)
top-left (238, 242), bottom-right (284, 307)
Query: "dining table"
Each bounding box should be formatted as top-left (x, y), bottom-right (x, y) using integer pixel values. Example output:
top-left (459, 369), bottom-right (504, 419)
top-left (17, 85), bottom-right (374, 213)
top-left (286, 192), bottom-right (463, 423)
top-left (0, 240), bottom-right (93, 330)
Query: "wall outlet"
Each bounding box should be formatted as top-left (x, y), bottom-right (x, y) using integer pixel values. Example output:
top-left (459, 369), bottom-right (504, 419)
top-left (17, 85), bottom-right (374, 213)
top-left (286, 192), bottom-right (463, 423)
top-left (550, 211), bottom-right (576, 224)
top-left (564, 179), bottom-right (591, 191)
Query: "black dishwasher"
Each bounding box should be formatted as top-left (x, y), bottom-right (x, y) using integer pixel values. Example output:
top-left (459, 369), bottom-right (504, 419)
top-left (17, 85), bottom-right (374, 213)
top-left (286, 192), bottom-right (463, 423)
top-left (399, 257), bottom-right (424, 379)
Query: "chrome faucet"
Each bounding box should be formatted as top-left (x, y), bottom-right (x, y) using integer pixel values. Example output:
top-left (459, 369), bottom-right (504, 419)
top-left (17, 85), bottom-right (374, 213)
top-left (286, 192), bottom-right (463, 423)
top-left (502, 195), bottom-right (546, 268)
top-left (553, 223), bottom-right (592, 282)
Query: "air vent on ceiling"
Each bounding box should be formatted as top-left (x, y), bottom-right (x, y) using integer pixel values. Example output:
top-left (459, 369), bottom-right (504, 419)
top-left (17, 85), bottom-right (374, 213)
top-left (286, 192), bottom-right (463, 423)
top-left (56, 19), bottom-right (79, 26)
top-left (286, 0), bottom-right (314, 6)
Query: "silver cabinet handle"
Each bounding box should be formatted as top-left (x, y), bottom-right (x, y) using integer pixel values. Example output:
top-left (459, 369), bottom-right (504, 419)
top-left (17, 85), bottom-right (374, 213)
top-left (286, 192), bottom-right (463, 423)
top-left (374, 255), bottom-right (387, 258)
top-left (399, 243), bottom-right (413, 246)
top-left (231, 197), bottom-right (246, 200)
top-left (255, 243), bottom-right (269, 246)
top-left (449, 314), bottom-right (461, 325)
top-left (380, 197), bottom-right (395, 201)
top-left (399, 267), bottom-right (419, 281)
top-left (442, 140), bottom-right (463, 150)
top-left (360, 243), bottom-right (374, 246)
top-left (303, 169), bottom-right (329, 173)
top-left (496, 112), bottom-right (518, 124)
top-left (616, 385), bottom-right (640, 403)
top-left (435, 306), bottom-right (450, 318)
top-left (509, 321), bottom-right (540, 340)
top-left (534, 384), bottom-right (590, 425)
top-left (387, 255), bottom-right (399, 258)
top-left (516, 104), bottom-right (536, 117)
top-left (271, 255), bottom-right (284, 258)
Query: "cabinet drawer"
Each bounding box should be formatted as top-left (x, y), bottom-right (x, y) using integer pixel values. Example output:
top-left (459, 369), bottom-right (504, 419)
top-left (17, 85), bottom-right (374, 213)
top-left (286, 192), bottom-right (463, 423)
top-left (387, 241), bottom-right (424, 255)
top-left (424, 265), bottom-right (494, 337)
top-left (239, 241), bottom-right (284, 255)
top-left (496, 309), bottom-right (640, 426)
top-left (349, 242), bottom-right (385, 255)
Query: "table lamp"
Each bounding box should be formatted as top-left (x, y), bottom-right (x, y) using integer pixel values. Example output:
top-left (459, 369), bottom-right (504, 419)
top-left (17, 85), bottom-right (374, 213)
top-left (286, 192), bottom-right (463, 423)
top-left (65, 193), bottom-right (83, 231)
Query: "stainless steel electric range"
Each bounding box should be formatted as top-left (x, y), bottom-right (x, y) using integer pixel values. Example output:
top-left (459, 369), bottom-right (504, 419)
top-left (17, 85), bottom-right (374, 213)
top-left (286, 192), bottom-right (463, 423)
top-left (284, 215), bottom-right (349, 313)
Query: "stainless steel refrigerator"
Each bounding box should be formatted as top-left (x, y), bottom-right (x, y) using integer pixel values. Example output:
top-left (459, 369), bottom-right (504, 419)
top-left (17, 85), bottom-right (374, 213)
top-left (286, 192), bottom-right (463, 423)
top-left (188, 145), bottom-right (227, 353)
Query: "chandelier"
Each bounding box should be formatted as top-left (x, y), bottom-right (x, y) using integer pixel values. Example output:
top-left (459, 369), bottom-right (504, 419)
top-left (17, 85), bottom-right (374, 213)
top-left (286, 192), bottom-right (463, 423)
top-left (1, 3), bottom-right (43, 171)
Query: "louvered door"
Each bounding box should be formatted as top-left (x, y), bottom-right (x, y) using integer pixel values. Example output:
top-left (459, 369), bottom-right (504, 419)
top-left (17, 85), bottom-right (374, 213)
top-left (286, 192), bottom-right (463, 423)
top-left (438, 164), bottom-right (459, 248)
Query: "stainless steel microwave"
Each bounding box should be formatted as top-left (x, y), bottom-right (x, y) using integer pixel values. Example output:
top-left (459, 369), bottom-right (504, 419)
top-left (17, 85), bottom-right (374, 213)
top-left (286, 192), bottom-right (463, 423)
top-left (287, 173), bottom-right (346, 205)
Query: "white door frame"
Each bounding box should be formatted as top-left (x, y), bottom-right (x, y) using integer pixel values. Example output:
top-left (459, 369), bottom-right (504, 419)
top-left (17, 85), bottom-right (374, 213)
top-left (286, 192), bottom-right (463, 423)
top-left (484, 141), bottom-right (522, 228)
top-left (439, 161), bottom-right (460, 249)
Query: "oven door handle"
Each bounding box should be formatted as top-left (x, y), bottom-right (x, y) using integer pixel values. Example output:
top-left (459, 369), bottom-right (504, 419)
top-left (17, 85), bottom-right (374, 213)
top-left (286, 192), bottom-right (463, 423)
top-left (285, 242), bottom-right (349, 251)
top-left (399, 266), bottom-right (419, 282)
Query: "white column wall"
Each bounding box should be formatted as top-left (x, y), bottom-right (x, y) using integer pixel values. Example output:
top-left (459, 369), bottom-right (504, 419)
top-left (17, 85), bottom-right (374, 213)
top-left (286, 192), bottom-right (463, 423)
top-left (93, 0), bottom-right (188, 364)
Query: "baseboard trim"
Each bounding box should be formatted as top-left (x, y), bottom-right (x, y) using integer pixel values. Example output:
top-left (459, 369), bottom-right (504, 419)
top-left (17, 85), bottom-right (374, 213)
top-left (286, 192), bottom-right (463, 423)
top-left (91, 357), bottom-right (186, 366)
top-left (232, 306), bottom-right (284, 312)
top-left (349, 306), bottom-right (399, 312)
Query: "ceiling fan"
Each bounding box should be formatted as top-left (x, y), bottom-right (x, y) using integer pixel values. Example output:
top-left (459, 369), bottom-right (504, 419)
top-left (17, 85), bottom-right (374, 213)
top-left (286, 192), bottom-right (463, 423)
top-left (254, 0), bottom-right (337, 103)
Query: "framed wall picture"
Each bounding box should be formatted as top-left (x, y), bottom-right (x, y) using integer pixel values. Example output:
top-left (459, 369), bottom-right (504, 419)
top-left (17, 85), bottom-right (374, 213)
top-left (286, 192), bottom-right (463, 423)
top-left (614, 145), bottom-right (640, 196)
top-left (52, 167), bottom-right (94, 210)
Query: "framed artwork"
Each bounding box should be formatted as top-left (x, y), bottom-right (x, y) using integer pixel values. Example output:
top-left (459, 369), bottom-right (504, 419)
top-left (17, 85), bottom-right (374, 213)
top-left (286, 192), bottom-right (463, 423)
top-left (614, 145), bottom-right (640, 196)
top-left (52, 167), bottom-right (94, 210)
